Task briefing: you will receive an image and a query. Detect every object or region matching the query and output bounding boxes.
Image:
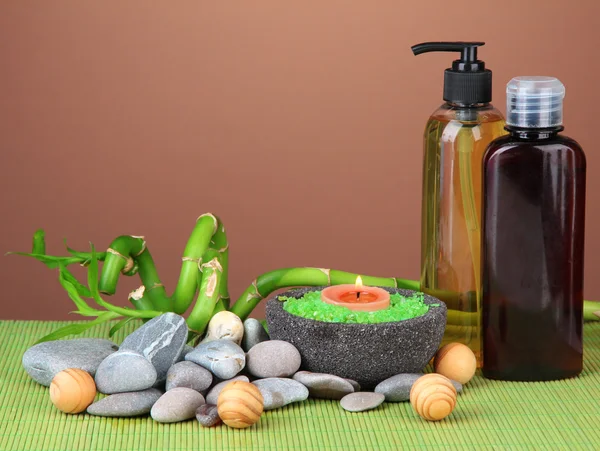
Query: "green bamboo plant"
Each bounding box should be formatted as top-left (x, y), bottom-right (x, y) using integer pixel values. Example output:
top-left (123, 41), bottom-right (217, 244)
top-left (8, 214), bottom-right (600, 344)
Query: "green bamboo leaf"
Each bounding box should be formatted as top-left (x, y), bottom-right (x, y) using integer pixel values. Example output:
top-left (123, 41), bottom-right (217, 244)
top-left (57, 265), bottom-right (98, 316)
top-left (63, 239), bottom-right (106, 261)
top-left (108, 317), bottom-right (136, 337)
top-left (59, 264), bottom-right (92, 298)
top-left (5, 252), bottom-right (86, 268)
top-left (34, 312), bottom-right (119, 344)
top-left (32, 229), bottom-right (46, 254)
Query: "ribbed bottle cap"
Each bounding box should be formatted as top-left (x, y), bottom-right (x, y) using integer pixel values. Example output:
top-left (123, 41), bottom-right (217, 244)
top-left (506, 76), bottom-right (565, 128)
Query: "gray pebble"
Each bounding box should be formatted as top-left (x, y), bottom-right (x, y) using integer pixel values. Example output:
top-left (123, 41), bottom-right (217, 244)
top-left (166, 361), bottom-right (213, 393)
top-left (185, 339), bottom-right (245, 380)
top-left (120, 312), bottom-right (188, 384)
top-left (340, 392), bottom-right (385, 412)
top-left (346, 379), bottom-right (361, 392)
top-left (292, 371), bottom-right (355, 400)
top-left (374, 373), bottom-right (423, 402)
top-left (246, 340), bottom-right (301, 378)
top-left (87, 388), bottom-right (162, 417)
top-left (374, 373), bottom-right (463, 402)
top-left (176, 345), bottom-right (195, 363)
top-left (241, 318), bottom-right (270, 352)
top-left (451, 379), bottom-right (463, 393)
top-left (196, 404), bottom-right (222, 427)
top-left (95, 350), bottom-right (157, 394)
top-left (205, 376), bottom-right (250, 405)
top-left (252, 378), bottom-right (309, 410)
top-left (151, 387), bottom-right (206, 423)
top-left (22, 338), bottom-right (118, 386)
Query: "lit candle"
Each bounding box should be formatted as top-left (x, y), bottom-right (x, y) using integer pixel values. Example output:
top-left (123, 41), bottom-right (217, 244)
top-left (321, 276), bottom-right (391, 312)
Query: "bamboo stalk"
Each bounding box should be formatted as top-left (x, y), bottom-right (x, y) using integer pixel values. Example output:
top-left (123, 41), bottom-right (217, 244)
top-left (32, 229), bottom-right (46, 254)
top-left (186, 257), bottom-right (223, 334)
top-left (98, 235), bottom-right (170, 311)
top-left (128, 286), bottom-right (154, 312)
top-left (171, 214), bottom-right (219, 314)
top-left (230, 268), bottom-right (418, 320)
top-left (205, 217), bottom-right (230, 307)
top-left (98, 235), bottom-right (145, 294)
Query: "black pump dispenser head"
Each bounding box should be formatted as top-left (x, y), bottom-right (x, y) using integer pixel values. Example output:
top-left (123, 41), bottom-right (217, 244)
top-left (411, 42), bottom-right (492, 105)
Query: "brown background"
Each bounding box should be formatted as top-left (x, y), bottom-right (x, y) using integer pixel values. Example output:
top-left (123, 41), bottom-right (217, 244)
top-left (1, 1), bottom-right (598, 321)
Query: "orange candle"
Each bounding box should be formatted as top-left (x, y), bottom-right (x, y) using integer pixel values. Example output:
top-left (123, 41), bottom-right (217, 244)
top-left (321, 276), bottom-right (390, 312)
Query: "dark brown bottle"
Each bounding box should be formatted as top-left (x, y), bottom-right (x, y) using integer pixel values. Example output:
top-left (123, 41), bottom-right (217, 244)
top-left (482, 77), bottom-right (586, 381)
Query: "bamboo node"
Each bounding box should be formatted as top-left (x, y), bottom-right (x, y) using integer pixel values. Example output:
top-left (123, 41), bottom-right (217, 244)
top-left (393, 278), bottom-right (398, 288)
top-left (131, 237), bottom-right (147, 257)
top-left (197, 213), bottom-right (219, 235)
top-left (249, 279), bottom-right (264, 302)
top-left (209, 244), bottom-right (229, 253)
top-left (200, 257), bottom-right (223, 273)
top-left (129, 285), bottom-right (146, 301)
top-left (107, 248), bottom-right (135, 273)
top-left (107, 247), bottom-right (127, 261)
top-left (122, 257), bottom-right (135, 274)
top-left (182, 257), bottom-right (201, 263)
top-left (149, 283), bottom-right (164, 291)
top-left (317, 268), bottom-right (331, 285)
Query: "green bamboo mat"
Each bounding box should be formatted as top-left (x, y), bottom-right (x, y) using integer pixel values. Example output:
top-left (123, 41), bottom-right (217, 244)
top-left (1, 321), bottom-right (599, 451)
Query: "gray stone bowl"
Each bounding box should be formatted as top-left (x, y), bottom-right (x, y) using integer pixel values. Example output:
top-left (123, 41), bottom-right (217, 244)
top-left (266, 287), bottom-right (446, 389)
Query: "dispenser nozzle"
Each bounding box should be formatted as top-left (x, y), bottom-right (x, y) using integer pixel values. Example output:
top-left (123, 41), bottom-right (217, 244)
top-left (411, 42), bottom-right (485, 58)
top-left (411, 41), bottom-right (492, 105)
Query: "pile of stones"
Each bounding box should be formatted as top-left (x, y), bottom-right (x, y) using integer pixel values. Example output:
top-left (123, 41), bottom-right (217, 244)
top-left (23, 311), bottom-right (463, 426)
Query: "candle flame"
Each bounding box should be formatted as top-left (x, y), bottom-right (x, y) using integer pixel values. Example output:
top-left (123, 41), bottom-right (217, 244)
top-left (355, 275), bottom-right (363, 290)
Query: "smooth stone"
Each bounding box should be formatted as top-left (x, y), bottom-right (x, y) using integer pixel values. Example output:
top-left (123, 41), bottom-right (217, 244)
top-left (196, 404), bottom-right (222, 427)
top-left (185, 339), bottom-right (245, 380)
top-left (252, 378), bottom-right (309, 410)
top-left (340, 392), bottom-right (385, 412)
top-left (346, 379), bottom-right (361, 392)
top-left (166, 361), bottom-right (213, 393)
top-left (87, 388), bottom-right (162, 417)
top-left (120, 312), bottom-right (187, 384)
top-left (451, 379), bottom-right (463, 393)
top-left (292, 371), bottom-right (355, 400)
top-left (151, 387), bottom-right (206, 423)
top-left (374, 373), bottom-right (463, 402)
top-left (205, 376), bottom-right (250, 405)
top-left (246, 340), bottom-right (301, 378)
top-left (22, 338), bottom-right (118, 386)
top-left (374, 373), bottom-right (423, 402)
top-left (176, 345), bottom-right (195, 363)
top-left (241, 318), bottom-right (270, 352)
top-left (201, 311), bottom-right (244, 346)
top-left (95, 350), bottom-right (157, 394)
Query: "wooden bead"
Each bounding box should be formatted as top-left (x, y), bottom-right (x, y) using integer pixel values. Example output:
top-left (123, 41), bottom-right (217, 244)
top-left (410, 373), bottom-right (457, 421)
top-left (50, 368), bottom-right (97, 414)
top-left (217, 381), bottom-right (264, 429)
top-left (434, 342), bottom-right (477, 384)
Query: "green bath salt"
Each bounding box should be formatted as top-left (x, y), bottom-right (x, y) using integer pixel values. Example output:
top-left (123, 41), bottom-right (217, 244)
top-left (279, 290), bottom-right (435, 324)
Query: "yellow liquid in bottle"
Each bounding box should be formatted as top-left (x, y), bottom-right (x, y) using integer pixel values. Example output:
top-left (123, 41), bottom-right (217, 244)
top-left (420, 104), bottom-right (506, 365)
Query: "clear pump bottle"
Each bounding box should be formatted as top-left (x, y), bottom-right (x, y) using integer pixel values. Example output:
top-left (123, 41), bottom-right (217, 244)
top-left (412, 42), bottom-right (506, 363)
top-left (482, 77), bottom-right (586, 381)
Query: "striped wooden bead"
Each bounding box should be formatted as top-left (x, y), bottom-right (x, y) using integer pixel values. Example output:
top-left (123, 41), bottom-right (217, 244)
top-left (217, 381), bottom-right (264, 429)
top-left (49, 368), bottom-right (97, 414)
top-left (409, 373), bottom-right (457, 421)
